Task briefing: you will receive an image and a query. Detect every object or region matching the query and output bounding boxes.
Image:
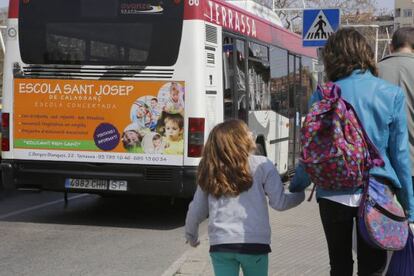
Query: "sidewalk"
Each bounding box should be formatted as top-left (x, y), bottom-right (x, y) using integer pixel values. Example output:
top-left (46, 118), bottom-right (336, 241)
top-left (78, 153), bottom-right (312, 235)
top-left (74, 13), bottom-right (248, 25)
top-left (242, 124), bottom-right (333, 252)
top-left (167, 191), bottom-right (331, 276)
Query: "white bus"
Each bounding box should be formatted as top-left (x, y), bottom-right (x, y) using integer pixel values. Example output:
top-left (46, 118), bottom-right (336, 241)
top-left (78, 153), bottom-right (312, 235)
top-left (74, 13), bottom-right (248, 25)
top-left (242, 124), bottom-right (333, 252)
top-left (1, 0), bottom-right (317, 197)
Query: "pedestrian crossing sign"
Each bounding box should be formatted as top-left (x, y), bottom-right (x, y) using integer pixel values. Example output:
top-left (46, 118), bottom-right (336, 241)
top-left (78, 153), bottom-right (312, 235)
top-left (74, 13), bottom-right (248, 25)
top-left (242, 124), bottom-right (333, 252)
top-left (303, 9), bottom-right (340, 47)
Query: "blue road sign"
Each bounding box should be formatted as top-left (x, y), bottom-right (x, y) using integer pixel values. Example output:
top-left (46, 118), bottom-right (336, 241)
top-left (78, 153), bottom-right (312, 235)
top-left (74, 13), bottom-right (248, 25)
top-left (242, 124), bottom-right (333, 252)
top-left (303, 9), bottom-right (340, 47)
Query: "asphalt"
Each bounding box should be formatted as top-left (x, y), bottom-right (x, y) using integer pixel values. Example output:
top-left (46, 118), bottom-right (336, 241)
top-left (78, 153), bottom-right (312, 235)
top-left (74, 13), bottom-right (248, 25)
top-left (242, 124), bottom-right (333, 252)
top-left (164, 191), bottom-right (334, 276)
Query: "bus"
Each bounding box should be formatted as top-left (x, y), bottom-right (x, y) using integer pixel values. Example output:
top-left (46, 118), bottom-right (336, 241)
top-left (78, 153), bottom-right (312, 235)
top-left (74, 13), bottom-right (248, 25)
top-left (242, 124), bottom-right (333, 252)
top-left (1, 0), bottom-right (317, 198)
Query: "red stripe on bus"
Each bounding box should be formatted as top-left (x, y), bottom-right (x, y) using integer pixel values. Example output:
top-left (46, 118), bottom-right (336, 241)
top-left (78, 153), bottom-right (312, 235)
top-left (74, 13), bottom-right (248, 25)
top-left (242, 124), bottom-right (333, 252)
top-left (8, 0), bottom-right (19, 18)
top-left (184, 0), bottom-right (316, 58)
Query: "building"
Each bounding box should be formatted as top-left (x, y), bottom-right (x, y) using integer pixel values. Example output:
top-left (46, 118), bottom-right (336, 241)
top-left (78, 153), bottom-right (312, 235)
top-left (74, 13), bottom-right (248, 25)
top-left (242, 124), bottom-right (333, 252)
top-left (341, 11), bottom-right (394, 61)
top-left (395, 0), bottom-right (414, 28)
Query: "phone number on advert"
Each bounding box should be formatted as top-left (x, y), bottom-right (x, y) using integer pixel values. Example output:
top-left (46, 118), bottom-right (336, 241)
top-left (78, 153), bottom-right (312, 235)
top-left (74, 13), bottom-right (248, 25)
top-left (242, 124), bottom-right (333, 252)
top-left (29, 152), bottom-right (168, 163)
top-left (97, 155), bottom-right (167, 162)
top-left (136, 156), bottom-right (168, 162)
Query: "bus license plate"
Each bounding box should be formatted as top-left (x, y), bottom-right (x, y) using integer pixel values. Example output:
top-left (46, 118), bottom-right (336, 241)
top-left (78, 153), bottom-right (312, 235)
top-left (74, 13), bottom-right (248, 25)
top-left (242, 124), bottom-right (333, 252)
top-left (65, 178), bottom-right (108, 190)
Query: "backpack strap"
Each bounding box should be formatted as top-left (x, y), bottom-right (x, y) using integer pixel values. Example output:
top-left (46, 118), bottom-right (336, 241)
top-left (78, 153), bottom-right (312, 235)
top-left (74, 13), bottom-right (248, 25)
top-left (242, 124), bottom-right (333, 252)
top-left (307, 183), bottom-right (317, 202)
top-left (318, 82), bottom-right (341, 100)
top-left (347, 101), bottom-right (385, 168)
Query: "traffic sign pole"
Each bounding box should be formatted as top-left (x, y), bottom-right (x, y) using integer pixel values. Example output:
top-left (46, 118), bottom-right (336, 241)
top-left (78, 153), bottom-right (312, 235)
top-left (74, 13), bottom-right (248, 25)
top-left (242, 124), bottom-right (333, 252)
top-left (317, 47), bottom-right (324, 84)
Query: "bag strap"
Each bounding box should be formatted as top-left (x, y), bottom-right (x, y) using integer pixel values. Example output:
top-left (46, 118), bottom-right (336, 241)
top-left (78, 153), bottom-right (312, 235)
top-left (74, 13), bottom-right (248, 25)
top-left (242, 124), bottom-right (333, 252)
top-left (367, 195), bottom-right (408, 221)
top-left (359, 179), bottom-right (408, 221)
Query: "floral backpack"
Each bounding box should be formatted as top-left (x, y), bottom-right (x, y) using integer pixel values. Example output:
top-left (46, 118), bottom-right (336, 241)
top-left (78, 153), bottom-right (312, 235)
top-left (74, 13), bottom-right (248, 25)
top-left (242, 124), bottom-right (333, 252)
top-left (300, 82), bottom-right (384, 195)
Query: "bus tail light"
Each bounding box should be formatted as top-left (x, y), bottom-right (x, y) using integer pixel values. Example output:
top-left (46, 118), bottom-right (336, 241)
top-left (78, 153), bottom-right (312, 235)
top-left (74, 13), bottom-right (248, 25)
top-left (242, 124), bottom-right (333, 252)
top-left (188, 118), bottom-right (205, 157)
top-left (8, 0), bottom-right (19, 18)
top-left (2, 112), bottom-right (10, 151)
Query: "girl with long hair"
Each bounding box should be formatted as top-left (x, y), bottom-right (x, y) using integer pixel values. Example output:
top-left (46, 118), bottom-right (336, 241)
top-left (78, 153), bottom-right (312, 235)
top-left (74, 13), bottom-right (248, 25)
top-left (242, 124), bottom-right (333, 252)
top-left (185, 119), bottom-right (304, 276)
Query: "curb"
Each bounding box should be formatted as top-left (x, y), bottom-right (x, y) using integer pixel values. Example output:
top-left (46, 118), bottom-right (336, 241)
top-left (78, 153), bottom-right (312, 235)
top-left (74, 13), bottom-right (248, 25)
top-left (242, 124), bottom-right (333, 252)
top-left (161, 235), bottom-right (210, 276)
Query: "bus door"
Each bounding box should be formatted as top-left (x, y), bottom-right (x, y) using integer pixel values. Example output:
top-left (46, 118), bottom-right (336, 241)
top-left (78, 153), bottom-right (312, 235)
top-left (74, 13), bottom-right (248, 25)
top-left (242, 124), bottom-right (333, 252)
top-left (287, 53), bottom-right (302, 172)
top-left (222, 34), bottom-right (247, 122)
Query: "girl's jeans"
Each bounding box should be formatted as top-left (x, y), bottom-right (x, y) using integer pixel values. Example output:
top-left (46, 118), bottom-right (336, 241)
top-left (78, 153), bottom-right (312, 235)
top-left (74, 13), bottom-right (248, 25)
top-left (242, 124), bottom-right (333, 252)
top-left (209, 252), bottom-right (268, 276)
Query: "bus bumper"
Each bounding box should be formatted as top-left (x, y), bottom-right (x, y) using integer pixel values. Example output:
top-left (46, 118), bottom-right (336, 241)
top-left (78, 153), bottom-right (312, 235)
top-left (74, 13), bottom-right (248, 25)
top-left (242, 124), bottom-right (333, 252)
top-left (1, 160), bottom-right (197, 198)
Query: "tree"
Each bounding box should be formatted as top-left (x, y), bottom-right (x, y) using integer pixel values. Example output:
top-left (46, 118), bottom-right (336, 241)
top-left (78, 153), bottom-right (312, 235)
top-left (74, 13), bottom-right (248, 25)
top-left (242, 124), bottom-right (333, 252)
top-left (306, 0), bottom-right (378, 21)
top-left (273, 0), bottom-right (304, 32)
top-left (273, 0), bottom-right (380, 31)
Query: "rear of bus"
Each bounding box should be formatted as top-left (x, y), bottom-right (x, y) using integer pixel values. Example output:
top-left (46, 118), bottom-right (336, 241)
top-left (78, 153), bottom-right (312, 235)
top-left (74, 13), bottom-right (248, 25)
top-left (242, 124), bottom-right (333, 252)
top-left (1, 0), bottom-right (211, 197)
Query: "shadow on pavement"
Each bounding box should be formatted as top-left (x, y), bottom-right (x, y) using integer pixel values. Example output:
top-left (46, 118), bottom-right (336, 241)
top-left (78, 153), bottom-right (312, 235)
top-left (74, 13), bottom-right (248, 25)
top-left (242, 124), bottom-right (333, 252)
top-left (0, 190), bottom-right (192, 230)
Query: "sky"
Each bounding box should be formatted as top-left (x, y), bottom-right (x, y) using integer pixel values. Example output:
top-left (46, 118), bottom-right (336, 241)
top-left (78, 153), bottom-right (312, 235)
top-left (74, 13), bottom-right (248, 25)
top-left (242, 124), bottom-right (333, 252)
top-left (377, 0), bottom-right (394, 11)
top-left (0, 0), bottom-right (396, 10)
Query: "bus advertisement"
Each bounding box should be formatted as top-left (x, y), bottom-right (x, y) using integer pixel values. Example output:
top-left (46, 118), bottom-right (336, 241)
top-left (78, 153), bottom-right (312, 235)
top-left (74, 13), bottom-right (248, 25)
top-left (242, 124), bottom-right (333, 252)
top-left (14, 79), bottom-right (185, 164)
top-left (1, 0), bottom-right (317, 197)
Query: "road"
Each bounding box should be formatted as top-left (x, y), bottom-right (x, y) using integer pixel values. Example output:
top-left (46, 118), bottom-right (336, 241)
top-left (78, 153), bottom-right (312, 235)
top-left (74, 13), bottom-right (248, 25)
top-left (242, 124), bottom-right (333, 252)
top-left (0, 190), bottom-right (206, 276)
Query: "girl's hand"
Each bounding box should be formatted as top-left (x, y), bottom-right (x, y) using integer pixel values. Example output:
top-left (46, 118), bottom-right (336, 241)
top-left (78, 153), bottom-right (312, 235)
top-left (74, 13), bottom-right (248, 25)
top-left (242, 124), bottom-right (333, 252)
top-left (186, 239), bottom-right (200, 247)
top-left (410, 223), bottom-right (414, 234)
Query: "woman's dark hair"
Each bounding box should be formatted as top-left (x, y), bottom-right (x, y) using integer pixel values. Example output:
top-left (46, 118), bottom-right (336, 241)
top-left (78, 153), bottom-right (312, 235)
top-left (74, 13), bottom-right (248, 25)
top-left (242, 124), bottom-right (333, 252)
top-left (391, 27), bottom-right (414, 51)
top-left (322, 28), bottom-right (377, 82)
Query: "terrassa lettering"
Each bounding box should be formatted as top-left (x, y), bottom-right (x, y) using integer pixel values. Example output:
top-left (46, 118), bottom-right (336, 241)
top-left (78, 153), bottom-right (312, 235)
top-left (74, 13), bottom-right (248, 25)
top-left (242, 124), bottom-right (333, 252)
top-left (205, 0), bottom-right (257, 37)
top-left (18, 83), bottom-right (134, 96)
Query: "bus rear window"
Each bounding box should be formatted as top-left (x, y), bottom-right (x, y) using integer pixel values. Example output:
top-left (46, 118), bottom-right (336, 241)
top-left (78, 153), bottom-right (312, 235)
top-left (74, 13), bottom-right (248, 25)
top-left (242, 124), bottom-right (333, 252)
top-left (18, 0), bottom-right (184, 66)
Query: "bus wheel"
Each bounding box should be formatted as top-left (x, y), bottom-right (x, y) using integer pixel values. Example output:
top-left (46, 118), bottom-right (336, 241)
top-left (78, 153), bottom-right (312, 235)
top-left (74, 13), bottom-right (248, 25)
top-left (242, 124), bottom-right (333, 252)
top-left (255, 143), bottom-right (265, 156)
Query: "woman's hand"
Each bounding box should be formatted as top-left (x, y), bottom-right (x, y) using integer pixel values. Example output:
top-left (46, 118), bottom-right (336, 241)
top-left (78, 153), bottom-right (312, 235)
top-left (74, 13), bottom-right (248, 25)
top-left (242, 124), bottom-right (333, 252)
top-left (289, 163), bottom-right (311, 193)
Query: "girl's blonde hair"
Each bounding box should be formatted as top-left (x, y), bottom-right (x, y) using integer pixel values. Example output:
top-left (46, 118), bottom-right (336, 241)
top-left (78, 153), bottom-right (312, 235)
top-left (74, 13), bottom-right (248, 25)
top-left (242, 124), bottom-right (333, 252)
top-left (197, 120), bottom-right (255, 197)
